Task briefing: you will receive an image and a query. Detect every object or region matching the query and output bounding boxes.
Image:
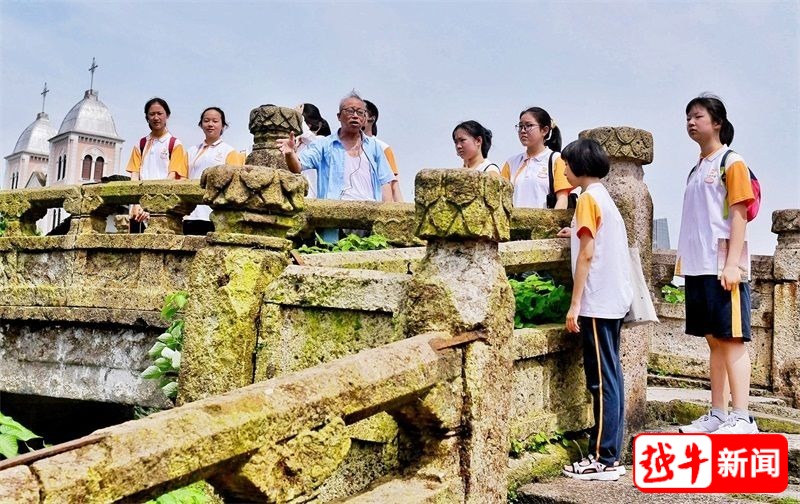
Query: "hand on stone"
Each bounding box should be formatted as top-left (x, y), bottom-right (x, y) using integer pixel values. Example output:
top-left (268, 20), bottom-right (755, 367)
top-left (277, 133), bottom-right (296, 155)
top-left (556, 227), bottom-right (571, 238)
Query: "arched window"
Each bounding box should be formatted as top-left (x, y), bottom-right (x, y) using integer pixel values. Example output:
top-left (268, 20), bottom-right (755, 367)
top-left (62, 155), bottom-right (67, 179)
top-left (93, 157), bottom-right (105, 181)
top-left (82, 155), bottom-right (92, 180)
top-left (56, 156), bottom-right (62, 180)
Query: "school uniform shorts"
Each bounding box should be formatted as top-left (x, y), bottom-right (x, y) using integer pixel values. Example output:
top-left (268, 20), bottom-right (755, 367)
top-left (684, 275), bottom-right (751, 341)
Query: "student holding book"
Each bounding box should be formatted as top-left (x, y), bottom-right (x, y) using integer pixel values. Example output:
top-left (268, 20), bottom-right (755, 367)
top-left (675, 94), bottom-right (758, 434)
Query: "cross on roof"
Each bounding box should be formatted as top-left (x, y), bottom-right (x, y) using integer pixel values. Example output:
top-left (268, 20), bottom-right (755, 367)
top-left (88, 57), bottom-right (98, 91)
top-left (40, 82), bottom-right (49, 113)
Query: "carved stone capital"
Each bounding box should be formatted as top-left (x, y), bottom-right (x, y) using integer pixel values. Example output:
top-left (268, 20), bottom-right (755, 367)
top-left (415, 169), bottom-right (512, 241)
top-left (201, 165), bottom-right (306, 214)
top-left (247, 105), bottom-right (303, 170)
top-left (579, 127), bottom-right (654, 165)
top-left (772, 209), bottom-right (800, 236)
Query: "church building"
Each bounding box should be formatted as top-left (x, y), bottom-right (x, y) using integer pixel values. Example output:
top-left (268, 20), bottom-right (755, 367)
top-left (3, 60), bottom-right (125, 232)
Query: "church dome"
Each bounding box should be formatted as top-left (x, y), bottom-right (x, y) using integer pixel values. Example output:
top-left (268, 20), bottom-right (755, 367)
top-left (57, 89), bottom-right (121, 139)
top-left (12, 112), bottom-right (57, 155)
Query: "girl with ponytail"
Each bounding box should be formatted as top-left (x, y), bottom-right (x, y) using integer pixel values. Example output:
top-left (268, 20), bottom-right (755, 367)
top-left (501, 106), bottom-right (573, 208)
top-left (676, 94), bottom-right (758, 435)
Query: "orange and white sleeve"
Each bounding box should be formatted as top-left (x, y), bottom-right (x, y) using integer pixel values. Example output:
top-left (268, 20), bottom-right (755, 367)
top-left (552, 157), bottom-right (573, 193)
top-left (126, 145), bottom-right (142, 174)
top-left (168, 144), bottom-right (189, 178)
top-left (225, 150), bottom-right (246, 166)
top-left (383, 146), bottom-right (399, 176)
top-left (725, 160), bottom-right (755, 206)
top-left (575, 193), bottom-right (602, 238)
top-left (501, 162), bottom-right (511, 182)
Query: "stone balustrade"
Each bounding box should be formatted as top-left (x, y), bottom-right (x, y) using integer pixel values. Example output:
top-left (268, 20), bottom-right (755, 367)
top-left (9, 121), bottom-right (768, 502)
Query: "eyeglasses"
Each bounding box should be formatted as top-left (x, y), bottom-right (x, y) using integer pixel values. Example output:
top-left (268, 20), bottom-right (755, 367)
top-left (515, 123), bottom-right (540, 132)
top-left (340, 107), bottom-right (367, 118)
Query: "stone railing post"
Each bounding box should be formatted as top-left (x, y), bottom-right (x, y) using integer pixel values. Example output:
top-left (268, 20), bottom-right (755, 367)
top-left (0, 187), bottom-right (79, 236)
top-left (579, 126), bottom-right (654, 444)
top-left (177, 165), bottom-right (306, 404)
top-left (397, 169), bottom-right (515, 503)
top-left (771, 209), bottom-right (800, 405)
top-left (246, 104), bottom-right (303, 171)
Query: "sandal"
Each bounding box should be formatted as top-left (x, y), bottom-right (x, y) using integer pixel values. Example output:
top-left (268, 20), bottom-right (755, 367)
top-left (562, 456), bottom-right (620, 481)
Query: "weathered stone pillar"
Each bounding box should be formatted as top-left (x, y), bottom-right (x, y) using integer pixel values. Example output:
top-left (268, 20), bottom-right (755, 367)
top-left (246, 104), bottom-right (303, 171)
top-left (771, 209), bottom-right (800, 405)
top-left (177, 165), bottom-right (306, 404)
top-left (579, 127), bottom-right (654, 448)
top-left (398, 169), bottom-right (515, 503)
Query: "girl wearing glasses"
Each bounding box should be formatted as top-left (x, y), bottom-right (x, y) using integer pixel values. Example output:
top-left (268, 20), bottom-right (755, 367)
top-left (501, 107), bottom-right (572, 208)
top-left (452, 120), bottom-right (500, 175)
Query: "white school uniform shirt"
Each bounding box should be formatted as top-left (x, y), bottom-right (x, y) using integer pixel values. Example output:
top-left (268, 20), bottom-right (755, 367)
top-left (186, 138), bottom-right (244, 221)
top-left (501, 149), bottom-right (572, 208)
top-left (675, 145), bottom-right (754, 277)
top-left (472, 159), bottom-right (501, 175)
top-left (570, 182), bottom-right (633, 319)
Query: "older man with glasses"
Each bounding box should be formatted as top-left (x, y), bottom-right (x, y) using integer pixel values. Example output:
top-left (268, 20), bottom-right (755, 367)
top-left (278, 91), bottom-right (395, 242)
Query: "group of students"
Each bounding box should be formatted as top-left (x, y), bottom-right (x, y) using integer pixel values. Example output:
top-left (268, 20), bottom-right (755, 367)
top-left (126, 92), bottom-right (759, 483)
top-left (125, 97), bottom-right (244, 234)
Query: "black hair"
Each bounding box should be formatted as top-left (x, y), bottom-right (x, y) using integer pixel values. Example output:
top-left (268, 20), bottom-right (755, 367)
top-left (302, 103), bottom-right (328, 135)
top-left (198, 106), bottom-right (229, 128)
top-left (144, 97), bottom-right (171, 116)
top-left (520, 106), bottom-right (561, 151)
top-left (317, 118), bottom-right (332, 136)
top-left (561, 138), bottom-right (609, 178)
top-left (452, 120), bottom-right (492, 158)
top-left (685, 93), bottom-right (734, 146)
top-left (364, 99), bottom-right (379, 135)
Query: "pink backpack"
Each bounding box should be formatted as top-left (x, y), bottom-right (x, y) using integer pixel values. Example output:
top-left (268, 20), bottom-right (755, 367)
top-left (720, 150), bottom-right (761, 222)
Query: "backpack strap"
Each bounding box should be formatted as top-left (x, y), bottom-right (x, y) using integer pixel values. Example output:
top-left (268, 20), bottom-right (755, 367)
top-left (719, 149), bottom-right (734, 219)
top-left (139, 137), bottom-right (147, 152)
top-left (547, 152), bottom-right (555, 196)
top-left (168, 136), bottom-right (176, 159)
top-left (482, 163), bottom-right (499, 173)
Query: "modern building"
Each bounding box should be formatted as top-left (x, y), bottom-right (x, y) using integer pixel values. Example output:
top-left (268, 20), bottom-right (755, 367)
top-left (653, 217), bottom-right (670, 250)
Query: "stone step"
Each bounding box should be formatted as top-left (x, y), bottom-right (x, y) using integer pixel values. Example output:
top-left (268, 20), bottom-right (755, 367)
top-left (646, 386), bottom-right (800, 434)
top-left (516, 472), bottom-right (800, 503)
top-left (647, 375), bottom-right (789, 401)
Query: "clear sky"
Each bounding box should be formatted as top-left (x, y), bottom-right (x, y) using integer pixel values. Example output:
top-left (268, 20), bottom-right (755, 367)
top-left (1, 1), bottom-right (797, 254)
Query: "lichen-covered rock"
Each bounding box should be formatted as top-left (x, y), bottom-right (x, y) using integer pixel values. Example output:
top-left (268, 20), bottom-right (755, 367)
top-left (201, 165), bottom-right (306, 214)
top-left (0, 465), bottom-right (40, 503)
top-left (246, 105), bottom-right (303, 169)
top-left (414, 169), bottom-right (513, 242)
top-left (213, 416), bottom-right (351, 502)
top-left (178, 247), bottom-right (288, 403)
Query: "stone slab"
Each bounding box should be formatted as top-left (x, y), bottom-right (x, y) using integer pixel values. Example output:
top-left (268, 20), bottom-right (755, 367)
top-left (265, 265), bottom-right (409, 312)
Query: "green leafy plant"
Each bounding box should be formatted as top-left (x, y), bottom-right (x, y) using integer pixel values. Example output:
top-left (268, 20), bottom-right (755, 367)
top-left (0, 213), bottom-right (6, 237)
top-left (661, 284), bottom-right (685, 304)
top-left (0, 411), bottom-right (44, 459)
top-left (296, 233), bottom-right (391, 254)
top-left (509, 431), bottom-right (569, 459)
top-left (146, 481), bottom-right (216, 504)
top-left (509, 274), bottom-right (571, 328)
top-left (141, 291), bottom-right (189, 400)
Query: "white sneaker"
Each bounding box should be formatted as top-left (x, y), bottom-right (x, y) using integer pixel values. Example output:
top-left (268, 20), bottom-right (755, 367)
top-left (679, 411), bottom-right (726, 433)
top-left (614, 461), bottom-right (626, 475)
top-left (714, 415), bottom-right (759, 434)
